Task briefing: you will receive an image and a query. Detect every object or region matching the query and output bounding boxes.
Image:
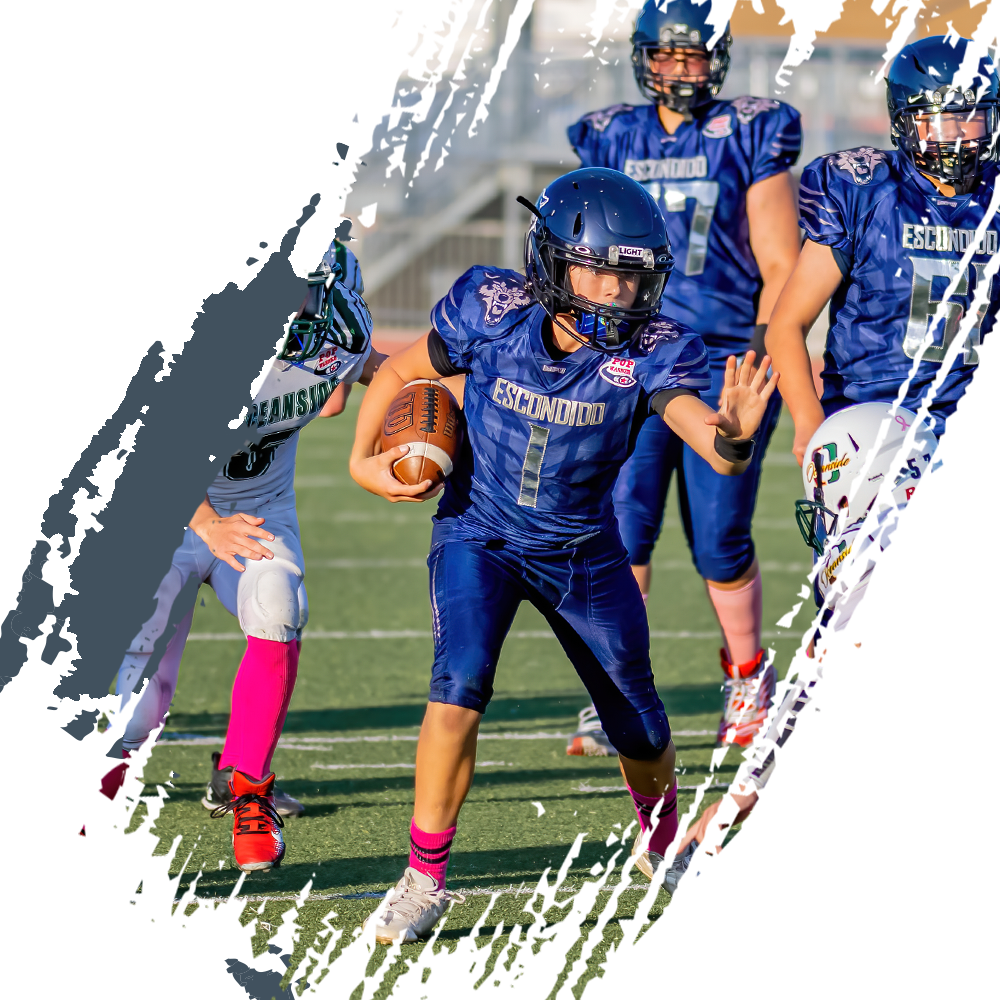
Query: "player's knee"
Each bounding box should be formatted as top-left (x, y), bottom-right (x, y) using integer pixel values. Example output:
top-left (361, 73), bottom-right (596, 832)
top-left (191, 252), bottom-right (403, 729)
top-left (428, 657), bottom-right (495, 715)
top-left (239, 564), bottom-right (306, 641)
top-left (694, 546), bottom-right (755, 584)
top-left (604, 710), bottom-right (671, 761)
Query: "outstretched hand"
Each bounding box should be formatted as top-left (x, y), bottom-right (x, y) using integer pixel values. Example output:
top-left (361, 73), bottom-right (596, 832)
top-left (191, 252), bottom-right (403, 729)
top-left (704, 351), bottom-right (780, 441)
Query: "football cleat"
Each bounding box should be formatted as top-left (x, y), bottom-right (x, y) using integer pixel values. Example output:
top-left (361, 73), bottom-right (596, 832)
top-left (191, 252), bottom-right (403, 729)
top-left (630, 832), bottom-right (692, 895)
top-left (364, 868), bottom-right (465, 945)
top-left (566, 705), bottom-right (619, 757)
top-left (212, 770), bottom-right (285, 872)
top-left (201, 752), bottom-right (304, 817)
top-left (717, 649), bottom-right (777, 748)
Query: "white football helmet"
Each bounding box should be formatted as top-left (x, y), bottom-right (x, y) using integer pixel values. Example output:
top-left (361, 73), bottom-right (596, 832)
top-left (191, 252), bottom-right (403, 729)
top-left (795, 403), bottom-right (938, 554)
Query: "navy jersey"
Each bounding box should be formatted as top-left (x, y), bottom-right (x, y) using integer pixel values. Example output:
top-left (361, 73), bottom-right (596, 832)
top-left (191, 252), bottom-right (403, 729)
top-left (799, 148), bottom-right (1000, 424)
top-left (430, 267), bottom-right (710, 548)
top-left (568, 97), bottom-right (802, 359)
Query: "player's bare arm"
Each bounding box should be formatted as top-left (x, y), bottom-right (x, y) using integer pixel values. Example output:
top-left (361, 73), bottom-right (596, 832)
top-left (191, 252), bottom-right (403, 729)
top-left (662, 351), bottom-right (779, 475)
top-left (746, 171), bottom-right (801, 324)
top-left (349, 335), bottom-right (442, 502)
top-left (188, 496), bottom-right (275, 573)
top-left (765, 240), bottom-right (844, 464)
top-left (319, 348), bottom-right (389, 418)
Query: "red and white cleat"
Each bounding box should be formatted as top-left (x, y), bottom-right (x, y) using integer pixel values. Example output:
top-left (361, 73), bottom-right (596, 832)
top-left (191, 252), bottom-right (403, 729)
top-left (212, 771), bottom-right (286, 871)
top-left (717, 649), bottom-right (776, 748)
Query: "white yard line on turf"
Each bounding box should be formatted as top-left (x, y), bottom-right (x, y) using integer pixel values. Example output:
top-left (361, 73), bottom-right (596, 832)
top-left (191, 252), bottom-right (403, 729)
top-left (202, 884), bottom-right (656, 904)
top-left (159, 729), bottom-right (714, 745)
top-left (575, 782), bottom-right (730, 794)
top-left (309, 558), bottom-right (808, 572)
top-left (187, 630), bottom-right (790, 640)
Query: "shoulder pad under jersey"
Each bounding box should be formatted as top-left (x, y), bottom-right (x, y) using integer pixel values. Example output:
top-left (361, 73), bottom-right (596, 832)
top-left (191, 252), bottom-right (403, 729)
top-left (431, 266), bottom-right (536, 354)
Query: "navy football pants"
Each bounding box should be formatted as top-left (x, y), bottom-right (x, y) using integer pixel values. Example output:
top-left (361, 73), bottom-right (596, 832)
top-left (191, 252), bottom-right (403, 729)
top-left (426, 520), bottom-right (671, 761)
top-left (613, 367), bottom-right (782, 582)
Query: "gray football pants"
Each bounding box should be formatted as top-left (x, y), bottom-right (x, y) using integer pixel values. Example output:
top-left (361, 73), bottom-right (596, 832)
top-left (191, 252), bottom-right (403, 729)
top-left (114, 507), bottom-right (307, 751)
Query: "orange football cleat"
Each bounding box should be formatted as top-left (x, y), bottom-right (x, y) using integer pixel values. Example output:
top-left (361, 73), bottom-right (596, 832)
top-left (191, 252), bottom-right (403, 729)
top-left (212, 770), bottom-right (285, 871)
top-left (717, 649), bottom-right (776, 748)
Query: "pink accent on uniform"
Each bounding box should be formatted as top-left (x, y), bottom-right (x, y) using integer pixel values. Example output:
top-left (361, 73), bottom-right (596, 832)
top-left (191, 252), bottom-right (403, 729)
top-left (629, 783), bottom-right (680, 858)
top-left (408, 819), bottom-right (456, 889)
top-left (218, 636), bottom-right (299, 782)
top-left (706, 568), bottom-right (762, 667)
top-left (641, 592), bottom-right (649, 605)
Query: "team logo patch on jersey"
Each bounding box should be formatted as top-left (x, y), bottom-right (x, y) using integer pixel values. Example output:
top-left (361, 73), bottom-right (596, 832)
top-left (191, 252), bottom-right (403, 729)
top-left (703, 114), bottom-right (733, 139)
top-left (478, 274), bottom-right (533, 327)
top-left (599, 356), bottom-right (637, 388)
top-left (583, 103), bottom-right (633, 132)
top-left (315, 346), bottom-right (342, 376)
top-left (729, 96), bottom-right (780, 124)
top-left (832, 148), bottom-right (887, 186)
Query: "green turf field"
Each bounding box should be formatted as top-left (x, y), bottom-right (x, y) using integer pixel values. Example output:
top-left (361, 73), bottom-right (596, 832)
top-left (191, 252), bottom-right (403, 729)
top-left (130, 388), bottom-right (811, 997)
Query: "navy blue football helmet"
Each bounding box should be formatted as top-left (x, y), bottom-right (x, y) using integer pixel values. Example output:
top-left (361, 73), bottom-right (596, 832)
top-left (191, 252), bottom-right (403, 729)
top-left (522, 167), bottom-right (674, 353)
top-left (887, 35), bottom-right (1000, 194)
top-left (631, 0), bottom-right (732, 118)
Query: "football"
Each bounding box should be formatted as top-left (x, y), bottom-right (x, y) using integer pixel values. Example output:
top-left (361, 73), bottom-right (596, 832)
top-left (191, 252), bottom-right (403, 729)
top-left (380, 379), bottom-right (463, 487)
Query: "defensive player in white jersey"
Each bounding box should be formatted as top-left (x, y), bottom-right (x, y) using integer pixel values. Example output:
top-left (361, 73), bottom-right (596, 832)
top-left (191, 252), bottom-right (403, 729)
top-left (106, 240), bottom-right (385, 872)
top-left (669, 404), bottom-right (937, 876)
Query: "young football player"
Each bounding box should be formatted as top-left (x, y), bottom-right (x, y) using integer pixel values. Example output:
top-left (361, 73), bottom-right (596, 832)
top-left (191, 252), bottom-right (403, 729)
top-left (671, 403), bottom-right (937, 872)
top-left (766, 34), bottom-right (1000, 465)
top-left (107, 240), bottom-right (386, 872)
top-left (349, 167), bottom-right (779, 943)
top-left (566, 0), bottom-right (803, 753)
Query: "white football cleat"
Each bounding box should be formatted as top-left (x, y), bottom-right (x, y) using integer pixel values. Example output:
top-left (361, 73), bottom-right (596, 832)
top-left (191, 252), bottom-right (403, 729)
top-left (630, 833), bottom-right (694, 894)
top-left (717, 650), bottom-right (777, 748)
top-left (566, 705), bottom-right (618, 757)
top-left (365, 868), bottom-right (465, 944)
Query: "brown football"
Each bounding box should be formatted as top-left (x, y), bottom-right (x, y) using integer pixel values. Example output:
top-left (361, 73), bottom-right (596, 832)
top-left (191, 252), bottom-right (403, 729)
top-left (380, 379), bottom-right (463, 487)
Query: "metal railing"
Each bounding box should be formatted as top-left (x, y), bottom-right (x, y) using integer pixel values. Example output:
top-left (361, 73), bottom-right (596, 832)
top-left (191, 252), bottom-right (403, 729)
top-left (347, 34), bottom-right (891, 328)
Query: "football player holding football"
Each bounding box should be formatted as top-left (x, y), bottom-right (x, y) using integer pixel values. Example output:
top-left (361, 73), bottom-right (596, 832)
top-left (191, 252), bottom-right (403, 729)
top-left (106, 240), bottom-right (386, 872)
top-left (349, 167), bottom-right (779, 943)
top-left (767, 34), bottom-right (1000, 463)
top-left (671, 404), bottom-right (937, 874)
top-left (566, 0), bottom-right (802, 753)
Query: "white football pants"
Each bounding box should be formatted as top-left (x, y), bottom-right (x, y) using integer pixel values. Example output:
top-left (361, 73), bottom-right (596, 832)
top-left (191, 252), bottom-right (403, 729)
top-left (114, 505), bottom-right (308, 750)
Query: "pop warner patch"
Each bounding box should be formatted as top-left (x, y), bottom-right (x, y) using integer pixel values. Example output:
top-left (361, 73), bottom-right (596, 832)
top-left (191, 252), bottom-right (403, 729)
top-left (599, 356), bottom-right (637, 388)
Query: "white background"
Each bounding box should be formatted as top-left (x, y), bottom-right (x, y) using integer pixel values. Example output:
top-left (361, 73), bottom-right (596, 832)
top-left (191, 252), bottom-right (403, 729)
top-left (0, 1), bottom-right (995, 995)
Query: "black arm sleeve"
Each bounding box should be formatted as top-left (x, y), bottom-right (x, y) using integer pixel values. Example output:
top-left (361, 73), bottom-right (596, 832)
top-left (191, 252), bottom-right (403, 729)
top-left (650, 386), bottom-right (699, 417)
top-left (426, 328), bottom-right (471, 377)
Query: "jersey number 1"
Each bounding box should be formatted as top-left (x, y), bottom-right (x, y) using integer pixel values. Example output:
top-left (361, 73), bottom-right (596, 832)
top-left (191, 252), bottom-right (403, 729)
top-left (518, 425), bottom-right (549, 508)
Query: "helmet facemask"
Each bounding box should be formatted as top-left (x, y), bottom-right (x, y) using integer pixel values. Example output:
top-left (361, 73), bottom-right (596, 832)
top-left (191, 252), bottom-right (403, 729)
top-left (279, 262), bottom-right (369, 362)
top-left (890, 92), bottom-right (999, 194)
top-left (632, 34), bottom-right (731, 120)
top-left (527, 230), bottom-right (667, 353)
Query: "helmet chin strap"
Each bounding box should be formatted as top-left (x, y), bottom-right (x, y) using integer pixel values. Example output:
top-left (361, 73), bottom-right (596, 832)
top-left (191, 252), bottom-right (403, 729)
top-left (551, 309), bottom-right (633, 354)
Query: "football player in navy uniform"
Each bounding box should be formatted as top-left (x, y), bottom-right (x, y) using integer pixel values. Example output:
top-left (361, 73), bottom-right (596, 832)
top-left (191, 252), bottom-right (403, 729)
top-left (105, 241), bottom-right (386, 872)
top-left (349, 167), bottom-right (779, 943)
top-left (767, 34), bottom-right (1000, 464)
top-left (566, 0), bottom-right (803, 752)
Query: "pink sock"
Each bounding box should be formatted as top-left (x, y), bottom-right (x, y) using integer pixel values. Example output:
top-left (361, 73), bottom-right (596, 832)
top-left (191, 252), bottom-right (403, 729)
top-left (409, 819), bottom-right (456, 889)
top-left (629, 784), bottom-right (679, 858)
top-left (219, 636), bottom-right (299, 781)
top-left (706, 568), bottom-right (763, 668)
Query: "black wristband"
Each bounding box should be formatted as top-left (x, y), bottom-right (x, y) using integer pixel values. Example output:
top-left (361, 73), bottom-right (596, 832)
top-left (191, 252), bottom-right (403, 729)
top-left (714, 432), bottom-right (755, 463)
top-left (750, 323), bottom-right (767, 360)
